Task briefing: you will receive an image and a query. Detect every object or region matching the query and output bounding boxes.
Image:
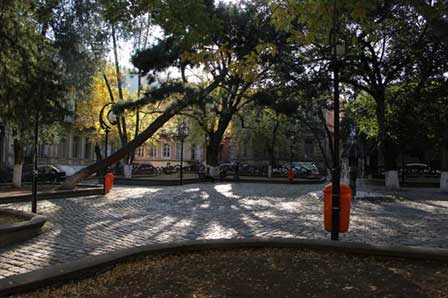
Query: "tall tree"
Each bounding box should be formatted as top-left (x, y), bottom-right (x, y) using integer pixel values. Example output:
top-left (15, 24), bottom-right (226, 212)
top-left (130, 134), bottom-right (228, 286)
top-left (135, 1), bottom-right (288, 171)
top-left (0, 0), bottom-right (67, 187)
top-left (272, 0), bottom-right (448, 188)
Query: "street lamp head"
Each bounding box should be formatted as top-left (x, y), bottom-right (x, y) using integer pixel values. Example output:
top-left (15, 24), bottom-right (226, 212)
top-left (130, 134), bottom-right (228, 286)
top-left (178, 121), bottom-right (189, 141)
top-left (107, 109), bottom-right (118, 126)
top-left (99, 102), bottom-right (118, 130)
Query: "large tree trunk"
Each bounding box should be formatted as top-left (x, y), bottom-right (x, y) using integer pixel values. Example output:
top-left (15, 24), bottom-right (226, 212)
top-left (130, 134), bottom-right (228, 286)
top-left (61, 99), bottom-right (191, 189)
top-left (205, 116), bottom-right (232, 165)
top-left (12, 139), bottom-right (24, 188)
top-left (206, 140), bottom-right (221, 166)
top-left (269, 120), bottom-right (280, 167)
top-left (375, 90), bottom-right (399, 189)
top-left (204, 115), bottom-right (232, 177)
top-left (440, 137), bottom-right (448, 192)
top-left (111, 23), bottom-right (130, 168)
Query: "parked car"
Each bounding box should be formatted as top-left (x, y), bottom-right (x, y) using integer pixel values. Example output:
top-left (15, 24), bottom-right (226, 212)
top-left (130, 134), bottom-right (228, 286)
top-left (23, 165), bottom-right (66, 182)
top-left (399, 163), bottom-right (440, 177)
top-left (133, 163), bottom-right (158, 175)
top-left (0, 168), bottom-right (12, 183)
top-left (218, 161), bottom-right (239, 176)
top-left (284, 162), bottom-right (320, 178)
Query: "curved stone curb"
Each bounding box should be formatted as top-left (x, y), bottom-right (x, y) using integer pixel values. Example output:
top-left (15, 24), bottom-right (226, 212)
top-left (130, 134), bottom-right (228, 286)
top-left (1, 238), bottom-right (448, 297)
top-left (0, 187), bottom-right (104, 205)
top-left (0, 209), bottom-right (46, 248)
top-left (114, 177), bottom-right (211, 186)
top-left (114, 177), bottom-right (326, 186)
top-left (222, 177), bottom-right (327, 184)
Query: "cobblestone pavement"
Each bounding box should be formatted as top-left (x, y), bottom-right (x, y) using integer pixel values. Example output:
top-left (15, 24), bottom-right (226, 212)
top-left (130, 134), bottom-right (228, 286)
top-left (1, 183), bottom-right (448, 279)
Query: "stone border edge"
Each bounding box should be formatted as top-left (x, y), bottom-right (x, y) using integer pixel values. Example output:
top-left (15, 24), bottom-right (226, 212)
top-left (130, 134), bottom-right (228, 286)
top-left (1, 238), bottom-right (447, 297)
top-left (0, 187), bottom-right (104, 205)
top-left (114, 177), bottom-right (326, 186)
top-left (0, 209), bottom-right (46, 247)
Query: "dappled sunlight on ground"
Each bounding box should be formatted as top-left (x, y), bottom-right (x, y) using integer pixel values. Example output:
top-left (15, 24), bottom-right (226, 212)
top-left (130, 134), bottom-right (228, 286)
top-left (1, 182), bottom-right (448, 279)
top-left (214, 184), bottom-right (241, 198)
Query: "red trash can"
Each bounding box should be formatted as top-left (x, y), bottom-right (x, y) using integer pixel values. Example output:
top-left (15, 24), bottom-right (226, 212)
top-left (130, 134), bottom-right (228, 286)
top-left (287, 169), bottom-right (295, 182)
top-left (323, 183), bottom-right (352, 233)
top-left (104, 173), bottom-right (114, 193)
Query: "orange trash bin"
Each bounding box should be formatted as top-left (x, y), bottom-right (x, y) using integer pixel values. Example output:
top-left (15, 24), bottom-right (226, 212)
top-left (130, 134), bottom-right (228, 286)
top-left (287, 169), bottom-right (295, 182)
top-left (104, 173), bottom-right (114, 193)
top-left (323, 183), bottom-right (352, 233)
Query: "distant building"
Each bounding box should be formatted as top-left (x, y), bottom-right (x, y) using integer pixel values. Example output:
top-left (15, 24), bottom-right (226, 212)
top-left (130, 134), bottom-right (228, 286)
top-left (133, 130), bottom-right (206, 167)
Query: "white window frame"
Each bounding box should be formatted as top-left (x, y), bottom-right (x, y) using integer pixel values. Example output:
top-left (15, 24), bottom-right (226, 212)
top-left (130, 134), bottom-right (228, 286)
top-left (149, 146), bottom-right (157, 158)
top-left (162, 143), bottom-right (171, 158)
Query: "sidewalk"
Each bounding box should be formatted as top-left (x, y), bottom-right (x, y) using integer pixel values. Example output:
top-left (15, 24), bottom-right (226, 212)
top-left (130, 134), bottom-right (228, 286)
top-left (114, 173), bottom-right (326, 186)
top-left (0, 184), bottom-right (104, 204)
top-left (355, 179), bottom-right (448, 201)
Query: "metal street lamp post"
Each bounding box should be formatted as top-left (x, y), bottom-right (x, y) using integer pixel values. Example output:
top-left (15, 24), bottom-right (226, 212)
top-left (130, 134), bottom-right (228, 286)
top-left (329, 0), bottom-right (345, 240)
top-left (290, 135), bottom-right (295, 169)
top-left (31, 110), bottom-right (39, 213)
top-left (177, 120), bottom-right (189, 185)
top-left (99, 103), bottom-right (118, 191)
top-left (0, 123), bottom-right (4, 167)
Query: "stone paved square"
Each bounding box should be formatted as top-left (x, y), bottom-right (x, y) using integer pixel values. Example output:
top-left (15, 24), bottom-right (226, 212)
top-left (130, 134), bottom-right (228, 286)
top-left (1, 183), bottom-right (448, 279)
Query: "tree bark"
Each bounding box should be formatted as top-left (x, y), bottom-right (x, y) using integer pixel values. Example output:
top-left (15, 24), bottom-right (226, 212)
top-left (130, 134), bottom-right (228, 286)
top-left (12, 139), bottom-right (24, 188)
top-left (206, 141), bottom-right (221, 166)
top-left (205, 115), bottom-right (232, 166)
top-left (374, 90), bottom-right (398, 171)
top-left (440, 137), bottom-right (448, 192)
top-left (269, 120), bottom-right (280, 167)
top-left (130, 73), bottom-right (142, 165)
top-left (111, 23), bottom-right (129, 164)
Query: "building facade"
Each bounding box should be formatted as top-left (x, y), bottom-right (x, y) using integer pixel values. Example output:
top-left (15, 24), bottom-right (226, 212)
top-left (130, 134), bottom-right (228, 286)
top-left (133, 135), bottom-right (206, 167)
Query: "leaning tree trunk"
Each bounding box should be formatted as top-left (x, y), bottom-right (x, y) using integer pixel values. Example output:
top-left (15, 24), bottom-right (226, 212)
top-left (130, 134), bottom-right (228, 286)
top-left (61, 99), bottom-right (191, 189)
top-left (62, 65), bottom-right (227, 189)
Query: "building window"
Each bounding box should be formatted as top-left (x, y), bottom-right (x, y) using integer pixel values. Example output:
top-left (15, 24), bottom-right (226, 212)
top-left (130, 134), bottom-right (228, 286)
top-left (149, 147), bottom-right (157, 158)
top-left (72, 136), bottom-right (80, 158)
top-left (136, 147), bottom-right (145, 157)
top-left (304, 139), bottom-right (313, 159)
top-left (162, 144), bottom-right (170, 158)
top-left (84, 141), bottom-right (92, 159)
top-left (191, 144), bottom-right (196, 160)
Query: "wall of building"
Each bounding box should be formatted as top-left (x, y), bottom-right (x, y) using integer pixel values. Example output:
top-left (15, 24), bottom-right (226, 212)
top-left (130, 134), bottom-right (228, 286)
top-left (133, 137), bottom-right (206, 167)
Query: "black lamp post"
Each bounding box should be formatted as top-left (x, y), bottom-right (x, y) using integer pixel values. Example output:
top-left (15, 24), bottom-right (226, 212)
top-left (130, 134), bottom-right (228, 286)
top-left (0, 123), bottom-right (4, 171)
top-left (99, 103), bottom-right (118, 190)
top-left (31, 110), bottom-right (39, 213)
top-left (289, 134), bottom-right (295, 169)
top-left (177, 120), bottom-right (189, 185)
top-left (329, 0), bottom-right (345, 241)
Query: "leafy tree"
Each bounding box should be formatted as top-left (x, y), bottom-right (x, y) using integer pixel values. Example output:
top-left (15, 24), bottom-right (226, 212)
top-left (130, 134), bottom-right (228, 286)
top-left (271, 0), bottom-right (448, 187)
top-left (64, 0), bottom-right (283, 184)
top-left (139, 0), bottom-right (288, 167)
top-left (0, 0), bottom-right (67, 186)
